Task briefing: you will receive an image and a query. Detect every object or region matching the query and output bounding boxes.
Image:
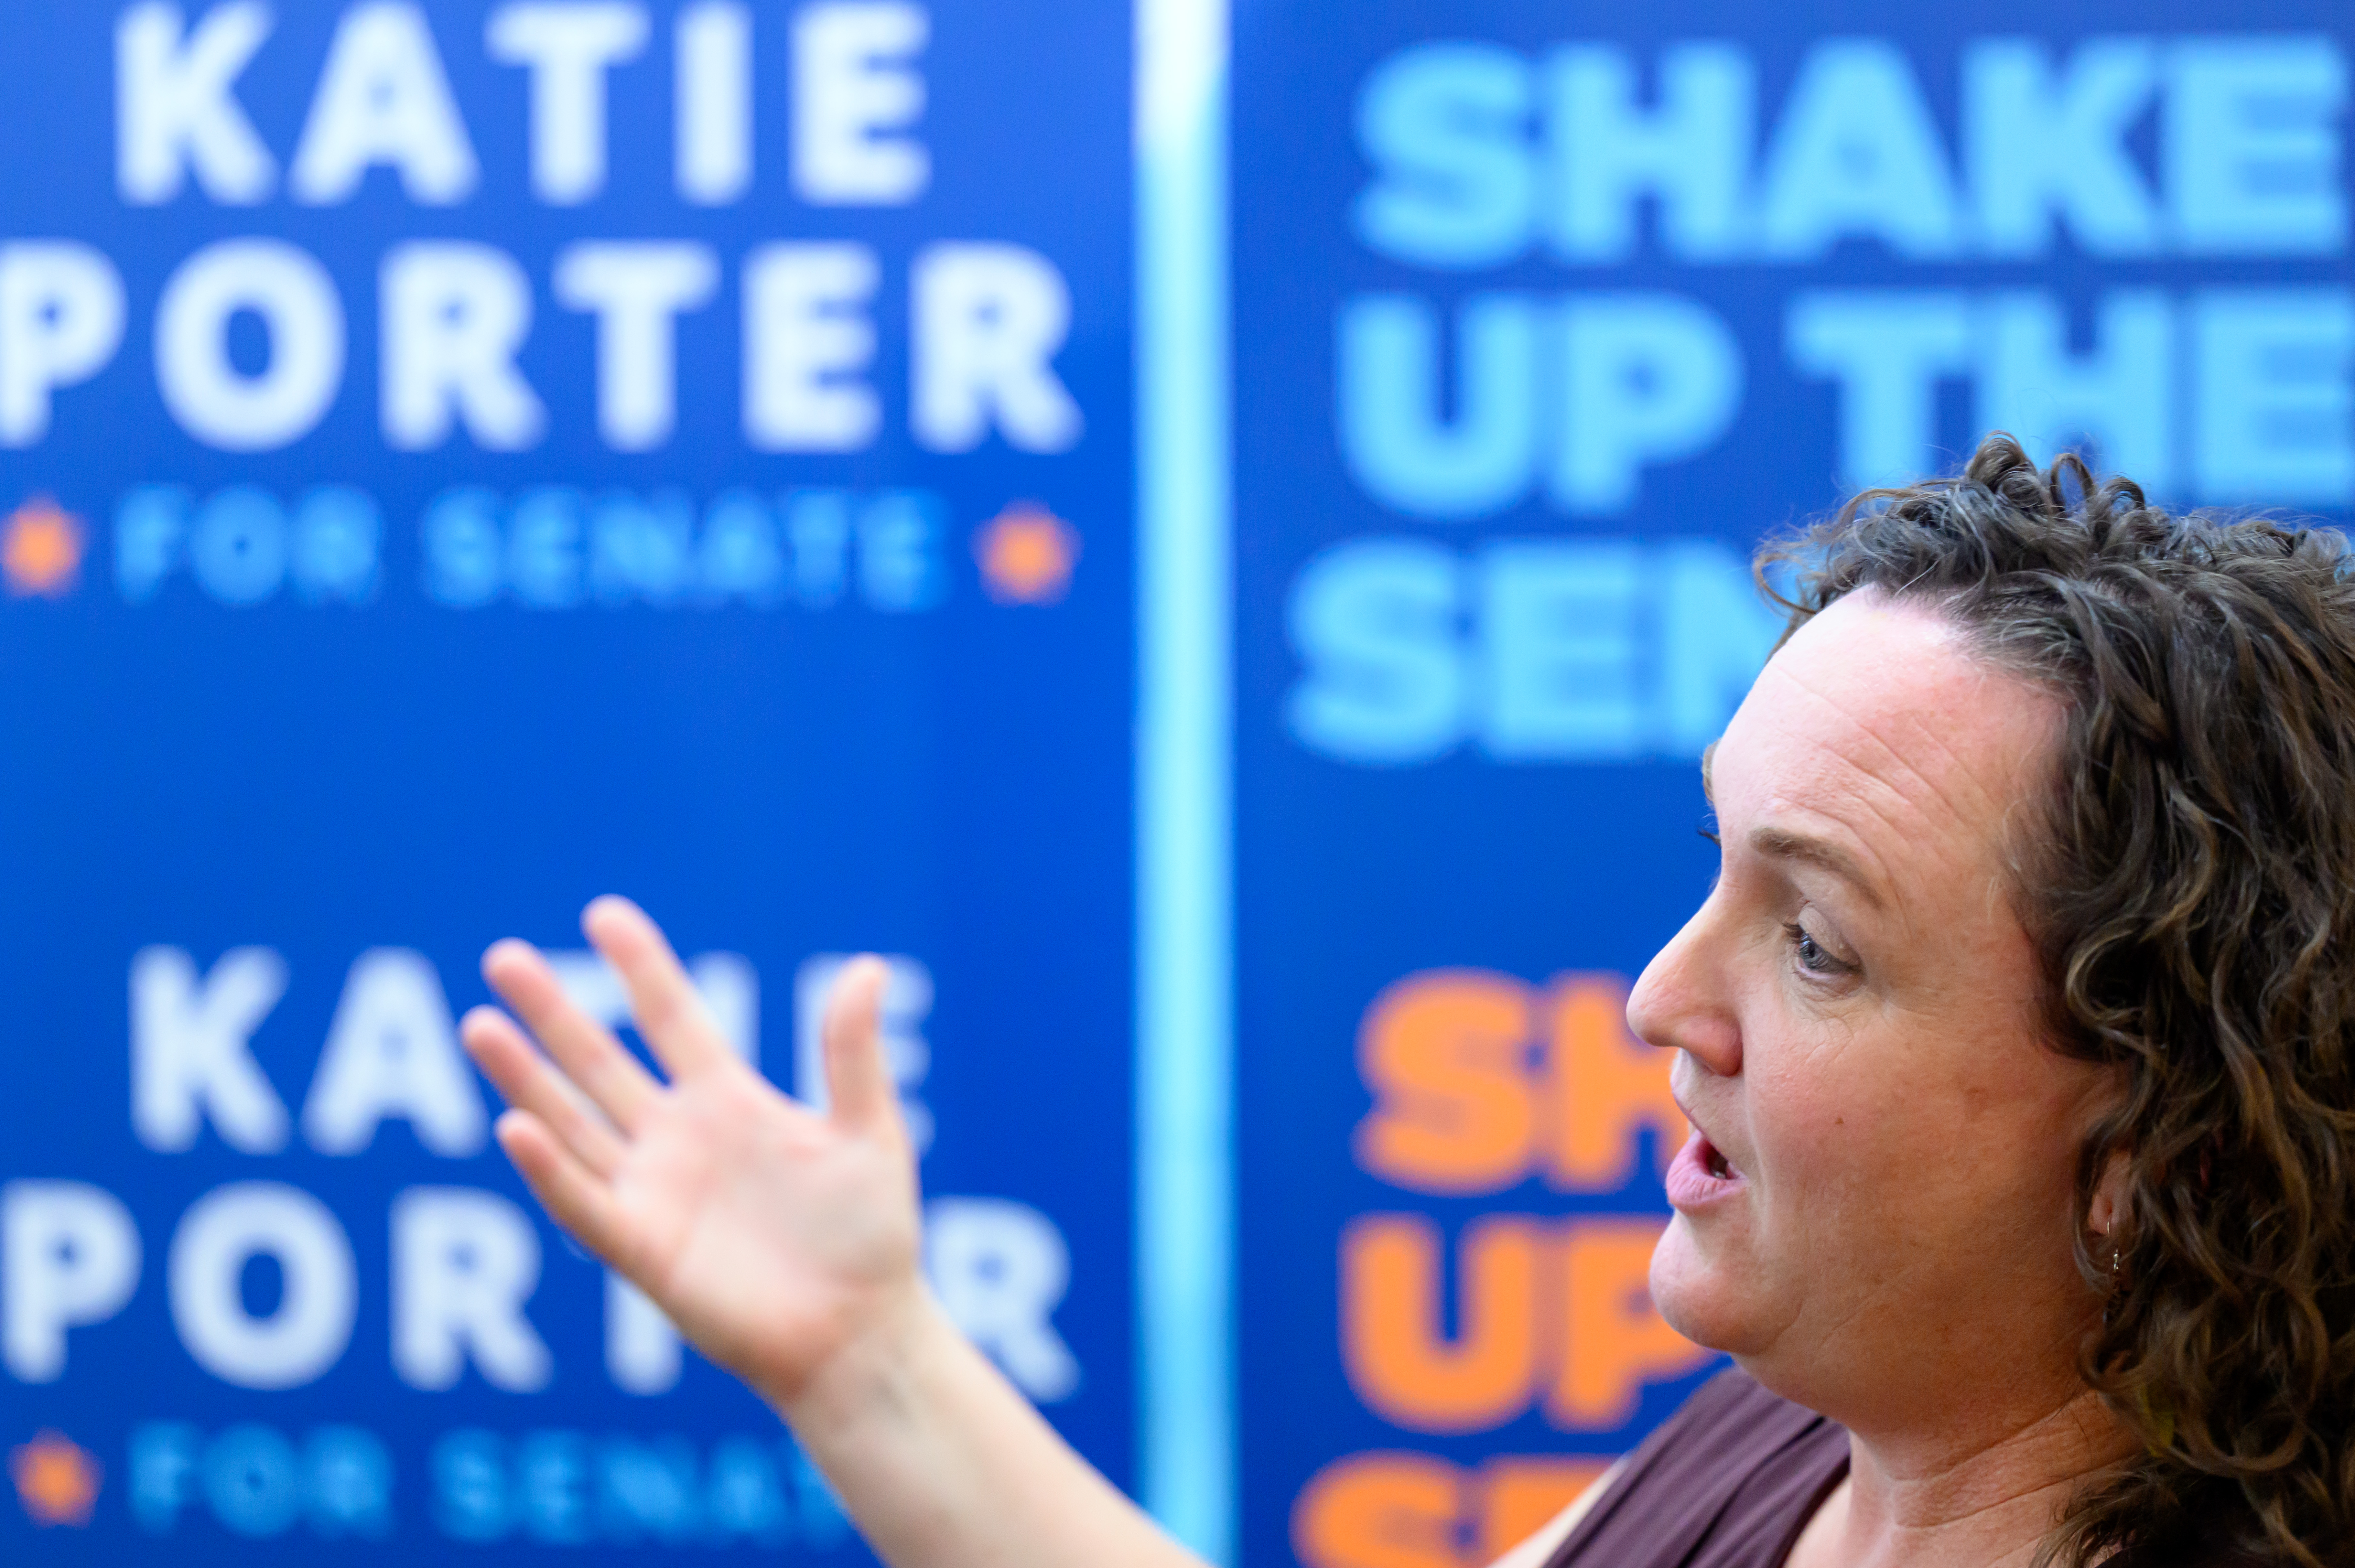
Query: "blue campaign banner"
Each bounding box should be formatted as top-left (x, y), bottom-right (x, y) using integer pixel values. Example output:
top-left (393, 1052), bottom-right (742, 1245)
top-left (0, 1), bottom-right (1130, 1560)
top-left (1233, 3), bottom-right (2353, 1566)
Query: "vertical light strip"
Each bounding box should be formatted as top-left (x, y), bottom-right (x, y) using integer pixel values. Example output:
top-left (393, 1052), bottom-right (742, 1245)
top-left (1135, 0), bottom-right (1234, 1560)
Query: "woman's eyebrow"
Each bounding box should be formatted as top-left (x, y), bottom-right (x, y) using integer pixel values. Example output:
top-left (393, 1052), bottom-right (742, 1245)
top-left (1748, 825), bottom-right (1887, 909)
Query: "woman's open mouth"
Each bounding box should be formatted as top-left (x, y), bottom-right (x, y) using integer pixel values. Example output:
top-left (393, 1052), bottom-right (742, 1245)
top-left (1665, 1127), bottom-right (1746, 1210)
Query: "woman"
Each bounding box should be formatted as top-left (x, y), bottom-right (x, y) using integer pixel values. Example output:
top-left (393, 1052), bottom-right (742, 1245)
top-left (460, 436), bottom-right (2355, 1568)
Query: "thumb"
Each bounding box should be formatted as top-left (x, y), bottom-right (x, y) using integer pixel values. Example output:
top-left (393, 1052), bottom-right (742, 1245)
top-left (822, 955), bottom-right (902, 1140)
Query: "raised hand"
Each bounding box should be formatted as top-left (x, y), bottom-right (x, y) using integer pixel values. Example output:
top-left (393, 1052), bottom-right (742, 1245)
top-left (460, 896), bottom-right (922, 1406)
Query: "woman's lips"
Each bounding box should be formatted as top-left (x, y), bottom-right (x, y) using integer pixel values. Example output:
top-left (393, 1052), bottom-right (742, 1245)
top-left (1665, 1127), bottom-right (1746, 1211)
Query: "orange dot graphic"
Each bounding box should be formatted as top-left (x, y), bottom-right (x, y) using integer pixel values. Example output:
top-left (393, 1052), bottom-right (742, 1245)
top-left (11, 1430), bottom-right (101, 1528)
top-left (974, 502), bottom-right (1080, 606)
top-left (2, 496), bottom-right (87, 599)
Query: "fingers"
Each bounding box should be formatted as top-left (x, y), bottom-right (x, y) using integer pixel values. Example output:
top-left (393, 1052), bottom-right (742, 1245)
top-left (481, 937), bottom-right (662, 1131)
top-left (582, 896), bottom-right (735, 1081)
top-left (494, 1110), bottom-right (627, 1262)
top-left (461, 1005), bottom-right (627, 1178)
top-left (822, 955), bottom-right (901, 1139)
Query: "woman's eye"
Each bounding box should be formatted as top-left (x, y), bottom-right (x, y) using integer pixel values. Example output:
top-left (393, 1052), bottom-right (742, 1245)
top-left (1784, 922), bottom-right (1850, 976)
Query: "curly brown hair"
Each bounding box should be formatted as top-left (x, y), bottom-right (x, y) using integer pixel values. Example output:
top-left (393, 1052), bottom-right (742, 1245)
top-left (1760, 434), bottom-right (2355, 1568)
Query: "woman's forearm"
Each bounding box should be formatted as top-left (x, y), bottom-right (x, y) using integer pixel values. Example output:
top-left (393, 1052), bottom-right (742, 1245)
top-left (774, 1288), bottom-right (1207, 1568)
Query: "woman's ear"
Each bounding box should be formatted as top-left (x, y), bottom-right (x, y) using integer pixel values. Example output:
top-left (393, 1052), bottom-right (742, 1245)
top-left (2087, 1147), bottom-right (2131, 1239)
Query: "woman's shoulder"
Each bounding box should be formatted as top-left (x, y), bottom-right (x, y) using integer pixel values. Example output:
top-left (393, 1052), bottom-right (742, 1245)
top-left (1540, 1367), bottom-right (1849, 1568)
top-left (1545, 1376), bottom-right (2282, 1568)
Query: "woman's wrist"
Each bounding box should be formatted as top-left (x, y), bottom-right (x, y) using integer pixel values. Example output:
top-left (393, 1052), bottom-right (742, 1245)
top-left (764, 1279), bottom-right (956, 1442)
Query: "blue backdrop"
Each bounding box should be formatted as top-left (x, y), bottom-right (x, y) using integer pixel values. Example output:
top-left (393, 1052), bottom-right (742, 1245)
top-left (6, 3), bottom-right (2355, 1567)
top-left (0, 2), bottom-right (1130, 1561)
top-left (1232, 4), bottom-right (2352, 1566)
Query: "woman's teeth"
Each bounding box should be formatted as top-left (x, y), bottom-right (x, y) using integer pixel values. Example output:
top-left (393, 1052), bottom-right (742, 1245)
top-left (1705, 1144), bottom-right (1733, 1180)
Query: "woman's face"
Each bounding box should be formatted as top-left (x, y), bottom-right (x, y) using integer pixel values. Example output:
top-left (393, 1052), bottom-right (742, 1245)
top-left (1633, 590), bottom-right (2113, 1430)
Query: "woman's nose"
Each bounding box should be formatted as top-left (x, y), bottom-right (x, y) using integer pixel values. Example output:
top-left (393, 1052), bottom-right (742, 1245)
top-left (1627, 901), bottom-right (1743, 1079)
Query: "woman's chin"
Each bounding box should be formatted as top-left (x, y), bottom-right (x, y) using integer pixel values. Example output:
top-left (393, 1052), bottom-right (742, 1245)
top-left (1649, 1212), bottom-right (1763, 1356)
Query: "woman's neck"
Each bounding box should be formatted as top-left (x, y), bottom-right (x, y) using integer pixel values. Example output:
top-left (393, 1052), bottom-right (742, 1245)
top-left (1784, 1385), bottom-right (2132, 1568)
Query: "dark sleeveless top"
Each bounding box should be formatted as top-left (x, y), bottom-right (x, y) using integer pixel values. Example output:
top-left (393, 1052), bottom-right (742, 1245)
top-left (1542, 1369), bottom-right (2248, 1568)
top-left (1542, 1369), bottom-right (1848, 1568)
